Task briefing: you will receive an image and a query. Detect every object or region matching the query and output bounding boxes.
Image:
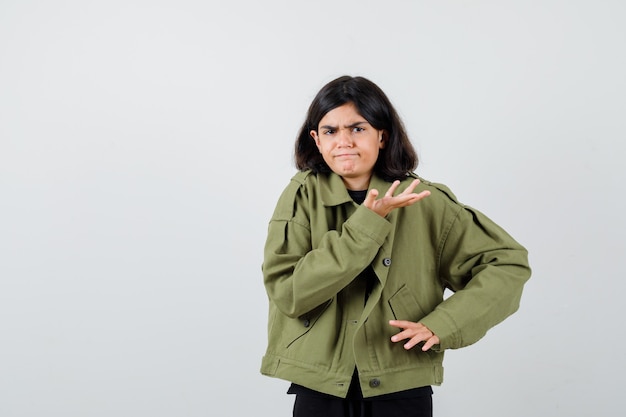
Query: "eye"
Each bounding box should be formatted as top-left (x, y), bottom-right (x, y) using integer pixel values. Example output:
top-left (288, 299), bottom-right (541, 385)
top-left (323, 129), bottom-right (335, 135)
top-left (352, 126), bottom-right (365, 133)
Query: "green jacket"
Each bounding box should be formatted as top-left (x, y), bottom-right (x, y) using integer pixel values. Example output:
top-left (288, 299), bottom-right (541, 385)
top-left (260, 171), bottom-right (530, 398)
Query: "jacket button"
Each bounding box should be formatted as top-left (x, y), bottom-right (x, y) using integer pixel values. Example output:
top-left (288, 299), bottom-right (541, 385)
top-left (303, 319), bottom-right (310, 327)
top-left (382, 258), bottom-right (391, 267)
top-left (369, 378), bottom-right (380, 388)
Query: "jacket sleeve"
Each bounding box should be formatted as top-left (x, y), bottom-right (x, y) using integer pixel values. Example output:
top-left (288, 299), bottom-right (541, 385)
top-left (262, 178), bottom-right (392, 318)
top-left (419, 204), bottom-right (531, 350)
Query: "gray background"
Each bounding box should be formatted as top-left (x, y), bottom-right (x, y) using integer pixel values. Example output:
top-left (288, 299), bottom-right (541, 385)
top-left (1, 0), bottom-right (624, 416)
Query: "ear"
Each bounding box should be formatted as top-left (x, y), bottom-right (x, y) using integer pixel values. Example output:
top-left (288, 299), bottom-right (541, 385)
top-left (379, 131), bottom-right (387, 149)
top-left (310, 130), bottom-right (321, 149)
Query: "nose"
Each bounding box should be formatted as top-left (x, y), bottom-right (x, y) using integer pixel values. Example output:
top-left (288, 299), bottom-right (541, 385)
top-left (337, 128), bottom-right (353, 147)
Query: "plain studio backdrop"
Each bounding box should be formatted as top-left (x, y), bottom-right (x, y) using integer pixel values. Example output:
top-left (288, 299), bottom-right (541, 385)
top-left (1, 0), bottom-right (624, 416)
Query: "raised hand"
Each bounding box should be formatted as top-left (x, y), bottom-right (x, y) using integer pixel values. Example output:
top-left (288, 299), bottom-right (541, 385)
top-left (363, 179), bottom-right (430, 217)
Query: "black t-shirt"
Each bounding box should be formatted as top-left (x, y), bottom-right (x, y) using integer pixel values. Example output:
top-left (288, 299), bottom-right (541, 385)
top-left (347, 189), bottom-right (368, 204)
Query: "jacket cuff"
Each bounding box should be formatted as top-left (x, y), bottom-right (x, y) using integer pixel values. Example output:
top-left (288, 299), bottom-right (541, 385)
top-left (419, 311), bottom-right (462, 351)
top-left (346, 205), bottom-right (392, 245)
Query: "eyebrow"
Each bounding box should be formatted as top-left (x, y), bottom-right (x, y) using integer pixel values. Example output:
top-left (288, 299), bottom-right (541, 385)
top-left (319, 121), bottom-right (369, 130)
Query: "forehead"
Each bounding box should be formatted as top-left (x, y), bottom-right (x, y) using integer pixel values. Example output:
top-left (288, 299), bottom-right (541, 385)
top-left (319, 102), bottom-right (368, 126)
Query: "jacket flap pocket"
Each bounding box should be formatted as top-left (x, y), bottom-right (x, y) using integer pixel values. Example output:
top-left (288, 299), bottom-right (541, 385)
top-left (284, 299), bottom-right (332, 348)
top-left (388, 285), bottom-right (427, 322)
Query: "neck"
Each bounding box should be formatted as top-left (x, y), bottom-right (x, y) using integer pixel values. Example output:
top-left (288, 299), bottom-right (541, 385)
top-left (342, 175), bottom-right (371, 191)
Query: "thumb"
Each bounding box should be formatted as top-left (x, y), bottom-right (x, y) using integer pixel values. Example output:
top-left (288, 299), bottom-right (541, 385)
top-left (363, 188), bottom-right (379, 209)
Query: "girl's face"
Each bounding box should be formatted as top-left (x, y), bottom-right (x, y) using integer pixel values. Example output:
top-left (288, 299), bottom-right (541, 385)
top-left (310, 103), bottom-right (385, 191)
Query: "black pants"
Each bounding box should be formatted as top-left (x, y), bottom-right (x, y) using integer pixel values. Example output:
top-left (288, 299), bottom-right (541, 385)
top-left (292, 393), bottom-right (432, 417)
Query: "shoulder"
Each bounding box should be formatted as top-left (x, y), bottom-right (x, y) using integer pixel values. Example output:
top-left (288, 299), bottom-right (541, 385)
top-left (282, 170), bottom-right (320, 200)
top-left (271, 170), bottom-right (318, 221)
top-left (290, 170), bottom-right (314, 186)
top-left (407, 172), bottom-right (463, 210)
top-left (408, 173), bottom-right (522, 246)
top-left (278, 170), bottom-right (317, 196)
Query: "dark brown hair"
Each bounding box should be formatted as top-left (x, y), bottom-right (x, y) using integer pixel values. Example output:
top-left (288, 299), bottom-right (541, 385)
top-left (294, 75), bottom-right (418, 181)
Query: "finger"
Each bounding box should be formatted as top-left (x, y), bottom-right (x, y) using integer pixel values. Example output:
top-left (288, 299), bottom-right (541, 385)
top-left (390, 328), bottom-right (416, 342)
top-left (384, 180), bottom-right (401, 197)
top-left (388, 320), bottom-right (415, 329)
top-left (390, 328), bottom-right (415, 343)
top-left (422, 335), bottom-right (440, 351)
top-left (410, 190), bottom-right (431, 203)
top-left (404, 335), bottom-right (425, 350)
top-left (390, 320), bottom-right (422, 344)
top-left (363, 188), bottom-right (379, 209)
top-left (395, 190), bottom-right (431, 207)
top-left (401, 179), bottom-right (421, 195)
top-left (416, 190), bottom-right (431, 200)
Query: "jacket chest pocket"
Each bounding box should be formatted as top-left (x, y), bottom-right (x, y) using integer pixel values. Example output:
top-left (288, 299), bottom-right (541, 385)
top-left (388, 284), bottom-right (427, 323)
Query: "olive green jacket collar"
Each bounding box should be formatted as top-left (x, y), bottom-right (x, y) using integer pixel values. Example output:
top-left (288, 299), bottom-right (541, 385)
top-left (318, 173), bottom-right (394, 207)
